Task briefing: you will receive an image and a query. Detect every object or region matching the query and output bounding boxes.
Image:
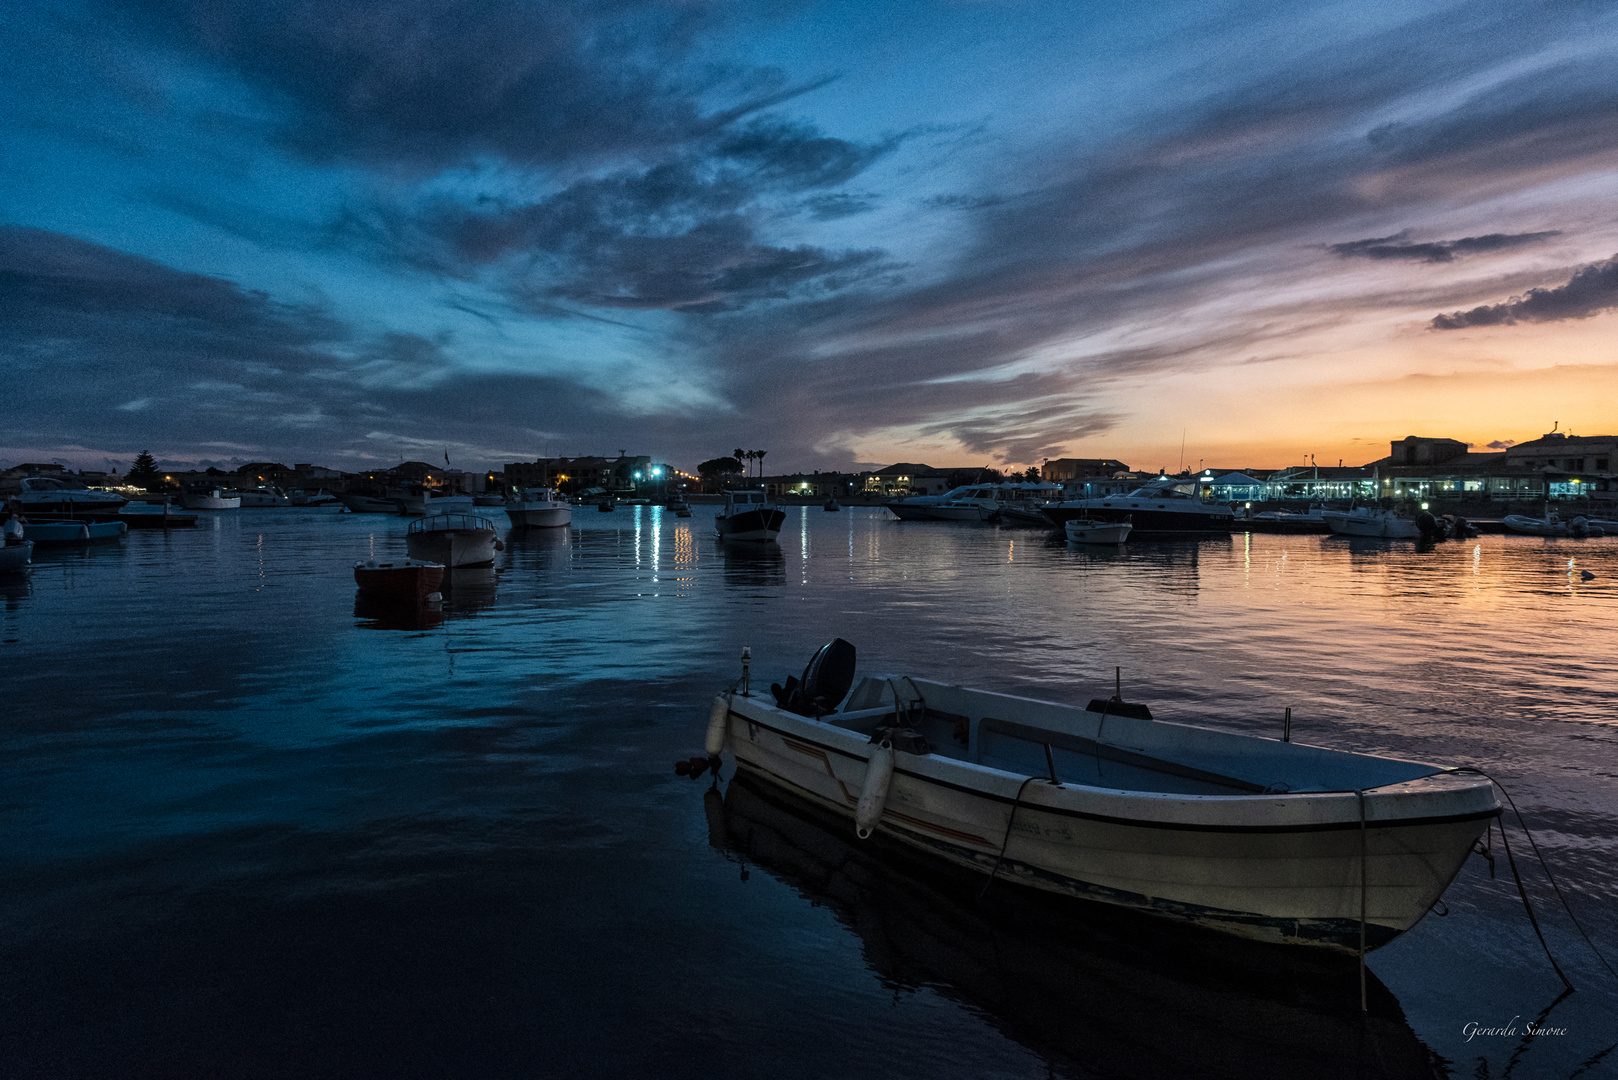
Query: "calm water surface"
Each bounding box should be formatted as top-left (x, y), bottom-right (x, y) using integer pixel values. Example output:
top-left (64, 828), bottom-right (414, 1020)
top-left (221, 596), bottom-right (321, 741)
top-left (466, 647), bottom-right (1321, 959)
top-left (4, 506), bottom-right (1616, 1078)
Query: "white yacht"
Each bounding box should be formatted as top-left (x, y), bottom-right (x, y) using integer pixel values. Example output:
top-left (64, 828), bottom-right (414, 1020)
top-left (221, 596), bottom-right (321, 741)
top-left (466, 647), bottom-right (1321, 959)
top-left (232, 486), bottom-right (291, 507)
top-left (15, 476), bottom-right (128, 516)
top-left (505, 487), bottom-right (572, 528)
top-left (1043, 476), bottom-right (1234, 536)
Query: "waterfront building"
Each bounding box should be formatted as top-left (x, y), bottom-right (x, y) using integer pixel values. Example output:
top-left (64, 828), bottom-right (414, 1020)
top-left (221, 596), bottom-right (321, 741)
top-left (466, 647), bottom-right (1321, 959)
top-left (1040, 457), bottom-right (1130, 483)
top-left (861, 464), bottom-right (953, 496)
top-left (504, 454), bottom-right (661, 496)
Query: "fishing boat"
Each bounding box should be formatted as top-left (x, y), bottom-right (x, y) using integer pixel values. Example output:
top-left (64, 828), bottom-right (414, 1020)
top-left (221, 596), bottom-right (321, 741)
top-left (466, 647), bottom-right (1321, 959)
top-left (353, 557), bottom-right (445, 599)
top-left (668, 496), bottom-right (693, 518)
top-left (1320, 506), bottom-right (1420, 539)
top-left (1042, 476), bottom-right (1234, 536)
top-left (0, 540), bottom-right (33, 572)
top-left (702, 640), bottom-right (1499, 952)
top-left (179, 487), bottom-right (241, 510)
top-left (823, 497), bottom-right (841, 512)
top-left (1064, 518), bottom-right (1132, 544)
top-left (15, 476), bottom-right (128, 517)
top-left (23, 520), bottom-right (129, 544)
top-left (504, 487), bottom-right (572, 529)
top-left (598, 499), bottom-right (616, 512)
top-left (405, 513), bottom-right (498, 568)
top-left (715, 490), bottom-right (785, 541)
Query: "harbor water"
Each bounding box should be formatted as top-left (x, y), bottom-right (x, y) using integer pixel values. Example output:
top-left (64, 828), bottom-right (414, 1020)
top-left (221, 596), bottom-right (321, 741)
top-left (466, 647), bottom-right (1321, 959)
top-left (3, 506), bottom-right (1616, 1078)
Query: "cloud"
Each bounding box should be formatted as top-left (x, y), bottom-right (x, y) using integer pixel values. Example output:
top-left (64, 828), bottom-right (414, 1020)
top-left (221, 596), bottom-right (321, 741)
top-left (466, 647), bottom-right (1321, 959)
top-left (1329, 230), bottom-right (1560, 263)
top-left (1487, 439), bottom-right (1516, 449)
top-left (1431, 255), bottom-right (1618, 328)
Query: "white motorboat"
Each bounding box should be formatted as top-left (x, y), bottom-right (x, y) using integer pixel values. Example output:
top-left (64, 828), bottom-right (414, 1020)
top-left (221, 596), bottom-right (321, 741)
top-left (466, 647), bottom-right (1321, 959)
top-left (716, 490), bottom-right (785, 542)
top-left (1320, 506), bottom-right (1420, 539)
top-left (703, 641), bottom-right (1499, 953)
top-left (336, 491), bottom-right (400, 514)
top-left (396, 488), bottom-right (476, 516)
top-left (1501, 511), bottom-right (1604, 538)
top-left (1064, 518), bottom-right (1132, 544)
top-left (505, 486), bottom-right (572, 529)
top-left (179, 487), bottom-right (242, 510)
top-left (232, 485), bottom-right (291, 507)
top-left (405, 513), bottom-right (498, 567)
top-left (14, 476), bottom-right (128, 516)
top-left (1043, 476), bottom-right (1234, 536)
top-left (289, 490), bottom-right (338, 506)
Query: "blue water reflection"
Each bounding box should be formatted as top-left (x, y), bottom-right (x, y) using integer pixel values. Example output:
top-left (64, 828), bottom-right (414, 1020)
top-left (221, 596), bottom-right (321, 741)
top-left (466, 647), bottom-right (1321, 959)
top-left (3, 506), bottom-right (1616, 1077)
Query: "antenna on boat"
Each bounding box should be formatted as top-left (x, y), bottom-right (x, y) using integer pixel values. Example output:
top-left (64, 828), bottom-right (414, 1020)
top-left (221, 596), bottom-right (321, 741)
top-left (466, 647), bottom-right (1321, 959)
top-left (740, 646), bottom-right (751, 696)
top-left (1114, 666), bottom-right (1121, 700)
top-left (1283, 707), bottom-right (1291, 742)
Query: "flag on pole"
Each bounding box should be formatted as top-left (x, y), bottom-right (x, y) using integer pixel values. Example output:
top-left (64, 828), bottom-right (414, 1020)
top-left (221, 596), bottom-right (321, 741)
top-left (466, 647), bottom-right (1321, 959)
top-left (444, 449), bottom-right (450, 468)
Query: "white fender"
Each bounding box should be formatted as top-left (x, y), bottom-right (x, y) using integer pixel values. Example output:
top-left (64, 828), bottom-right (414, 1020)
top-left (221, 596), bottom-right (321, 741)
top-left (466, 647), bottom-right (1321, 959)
top-left (855, 743), bottom-right (895, 839)
top-left (704, 694), bottom-right (730, 758)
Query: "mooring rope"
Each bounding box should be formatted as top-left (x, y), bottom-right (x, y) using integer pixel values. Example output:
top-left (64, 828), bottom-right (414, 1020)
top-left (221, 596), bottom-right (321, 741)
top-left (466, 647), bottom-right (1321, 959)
top-left (1447, 766), bottom-right (1616, 987)
top-left (979, 775), bottom-right (1040, 900)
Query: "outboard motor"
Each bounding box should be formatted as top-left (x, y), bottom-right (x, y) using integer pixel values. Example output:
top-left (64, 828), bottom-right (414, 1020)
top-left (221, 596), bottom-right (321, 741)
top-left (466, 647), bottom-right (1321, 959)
top-left (772, 638), bottom-right (857, 717)
top-left (1416, 511), bottom-right (1446, 540)
top-left (1570, 516), bottom-right (1591, 538)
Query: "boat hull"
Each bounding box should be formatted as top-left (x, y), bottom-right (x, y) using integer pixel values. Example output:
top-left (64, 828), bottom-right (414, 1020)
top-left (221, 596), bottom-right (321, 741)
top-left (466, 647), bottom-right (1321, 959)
top-left (1322, 511), bottom-right (1420, 539)
top-left (505, 505), bottom-right (572, 528)
top-left (354, 559), bottom-right (445, 599)
top-left (178, 494), bottom-right (241, 510)
top-left (1065, 520), bottom-right (1132, 544)
top-left (718, 692), bottom-right (1494, 952)
top-left (1044, 504), bottom-right (1232, 536)
top-left (336, 493), bottom-right (401, 514)
top-left (884, 500), bottom-right (942, 520)
top-left (716, 507), bottom-right (785, 541)
top-left (23, 520), bottom-right (128, 544)
top-left (0, 541), bottom-right (33, 571)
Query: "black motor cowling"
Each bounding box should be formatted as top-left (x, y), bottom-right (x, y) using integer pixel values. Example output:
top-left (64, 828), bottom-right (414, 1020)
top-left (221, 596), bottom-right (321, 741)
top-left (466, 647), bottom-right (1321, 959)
top-left (772, 638), bottom-right (857, 717)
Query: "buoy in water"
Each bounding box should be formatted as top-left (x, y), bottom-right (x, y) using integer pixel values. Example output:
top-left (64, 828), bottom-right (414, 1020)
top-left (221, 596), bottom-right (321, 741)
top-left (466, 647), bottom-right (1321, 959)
top-left (675, 759), bottom-right (691, 775)
top-left (855, 743), bottom-right (895, 839)
top-left (688, 756), bottom-right (709, 779)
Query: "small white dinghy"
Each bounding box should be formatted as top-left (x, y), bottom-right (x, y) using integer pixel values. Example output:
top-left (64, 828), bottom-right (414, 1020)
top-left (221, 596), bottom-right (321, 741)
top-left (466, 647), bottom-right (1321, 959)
top-left (1064, 518), bottom-right (1131, 544)
top-left (704, 641), bottom-right (1499, 952)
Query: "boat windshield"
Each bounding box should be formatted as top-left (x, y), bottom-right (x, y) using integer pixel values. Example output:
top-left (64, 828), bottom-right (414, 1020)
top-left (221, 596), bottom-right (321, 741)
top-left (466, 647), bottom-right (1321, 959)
top-left (22, 476), bottom-right (91, 491)
top-left (1125, 480), bottom-right (1198, 499)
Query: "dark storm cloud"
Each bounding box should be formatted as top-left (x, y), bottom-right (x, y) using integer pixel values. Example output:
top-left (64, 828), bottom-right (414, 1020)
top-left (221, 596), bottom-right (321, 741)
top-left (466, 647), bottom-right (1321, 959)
top-left (366, 115), bottom-right (904, 312)
top-left (1431, 255), bottom-right (1618, 328)
top-left (118, 0), bottom-right (726, 170)
top-left (1330, 230), bottom-right (1561, 263)
top-left (1487, 439), bottom-right (1516, 449)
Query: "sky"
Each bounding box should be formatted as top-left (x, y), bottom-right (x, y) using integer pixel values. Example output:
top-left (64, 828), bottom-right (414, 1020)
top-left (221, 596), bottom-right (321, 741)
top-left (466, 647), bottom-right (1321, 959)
top-left (4, 0), bottom-right (1618, 476)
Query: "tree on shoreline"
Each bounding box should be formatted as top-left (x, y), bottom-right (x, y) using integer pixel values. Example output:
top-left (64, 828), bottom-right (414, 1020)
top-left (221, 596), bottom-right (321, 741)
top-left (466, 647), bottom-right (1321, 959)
top-left (127, 450), bottom-right (160, 490)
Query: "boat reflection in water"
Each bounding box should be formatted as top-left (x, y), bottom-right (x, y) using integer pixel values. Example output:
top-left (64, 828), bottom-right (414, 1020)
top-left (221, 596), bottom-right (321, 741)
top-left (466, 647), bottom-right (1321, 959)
top-left (719, 540), bottom-right (785, 587)
top-left (707, 775), bottom-right (1438, 1080)
top-left (353, 567), bottom-right (499, 630)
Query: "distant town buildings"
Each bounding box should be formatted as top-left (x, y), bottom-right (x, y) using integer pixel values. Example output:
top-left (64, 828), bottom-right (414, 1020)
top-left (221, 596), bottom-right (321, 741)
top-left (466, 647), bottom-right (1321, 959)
top-left (2, 426), bottom-right (1614, 512)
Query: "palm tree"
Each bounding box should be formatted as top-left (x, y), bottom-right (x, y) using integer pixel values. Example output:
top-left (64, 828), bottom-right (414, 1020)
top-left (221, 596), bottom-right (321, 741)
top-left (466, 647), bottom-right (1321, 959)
top-left (754, 449), bottom-right (767, 478)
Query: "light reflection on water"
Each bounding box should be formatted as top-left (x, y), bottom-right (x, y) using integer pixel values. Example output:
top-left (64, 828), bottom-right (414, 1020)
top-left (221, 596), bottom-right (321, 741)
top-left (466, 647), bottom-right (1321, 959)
top-left (3, 505), bottom-right (1616, 1078)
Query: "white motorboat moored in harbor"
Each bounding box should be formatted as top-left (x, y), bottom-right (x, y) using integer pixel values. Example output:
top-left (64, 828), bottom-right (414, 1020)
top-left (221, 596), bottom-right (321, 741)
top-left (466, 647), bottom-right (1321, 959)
top-left (1320, 506), bottom-right (1420, 539)
top-left (15, 476), bottom-right (128, 517)
top-left (716, 490), bottom-right (784, 541)
top-left (233, 486), bottom-right (291, 507)
top-left (396, 488), bottom-right (476, 516)
top-left (702, 641), bottom-right (1499, 952)
top-left (1042, 476), bottom-right (1234, 536)
top-left (179, 487), bottom-right (242, 510)
top-left (405, 513), bottom-right (498, 567)
top-left (504, 487), bottom-right (573, 529)
top-left (1064, 518), bottom-right (1132, 544)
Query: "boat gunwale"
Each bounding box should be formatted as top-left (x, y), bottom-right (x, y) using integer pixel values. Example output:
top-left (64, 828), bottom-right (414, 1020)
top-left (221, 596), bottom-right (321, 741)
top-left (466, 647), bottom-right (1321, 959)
top-left (725, 697), bottom-right (1499, 834)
